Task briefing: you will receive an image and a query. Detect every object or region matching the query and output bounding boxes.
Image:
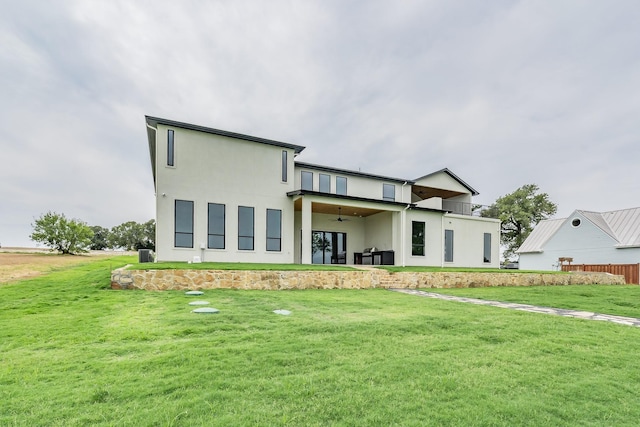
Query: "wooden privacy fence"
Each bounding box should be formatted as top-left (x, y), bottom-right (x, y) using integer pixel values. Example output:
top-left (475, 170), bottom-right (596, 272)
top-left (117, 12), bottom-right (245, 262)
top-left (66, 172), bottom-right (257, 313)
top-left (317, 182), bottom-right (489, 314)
top-left (561, 263), bottom-right (640, 284)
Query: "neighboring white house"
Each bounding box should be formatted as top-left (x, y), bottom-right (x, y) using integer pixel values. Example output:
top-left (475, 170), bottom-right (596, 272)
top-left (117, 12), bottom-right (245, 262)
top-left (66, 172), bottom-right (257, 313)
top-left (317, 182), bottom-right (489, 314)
top-left (145, 116), bottom-right (500, 266)
top-left (517, 207), bottom-right (640, 270)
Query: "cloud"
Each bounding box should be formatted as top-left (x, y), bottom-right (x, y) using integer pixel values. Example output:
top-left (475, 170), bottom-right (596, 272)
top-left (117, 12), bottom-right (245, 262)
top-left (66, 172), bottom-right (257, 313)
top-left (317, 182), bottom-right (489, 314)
top-left (1, 0), bottom-right (639, 246)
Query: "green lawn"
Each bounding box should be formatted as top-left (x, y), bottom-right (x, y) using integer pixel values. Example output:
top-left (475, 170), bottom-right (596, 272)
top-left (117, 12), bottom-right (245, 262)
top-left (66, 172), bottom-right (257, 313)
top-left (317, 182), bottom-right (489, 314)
top-left (380, 266), bottom-right (567, 274)
top-left (2, 257), bottom-right (640, 426)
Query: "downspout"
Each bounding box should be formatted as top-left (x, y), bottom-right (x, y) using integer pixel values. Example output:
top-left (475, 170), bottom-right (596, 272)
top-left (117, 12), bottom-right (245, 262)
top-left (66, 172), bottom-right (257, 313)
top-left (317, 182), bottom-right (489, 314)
top-left (441, 214), bottom-right (445, 267)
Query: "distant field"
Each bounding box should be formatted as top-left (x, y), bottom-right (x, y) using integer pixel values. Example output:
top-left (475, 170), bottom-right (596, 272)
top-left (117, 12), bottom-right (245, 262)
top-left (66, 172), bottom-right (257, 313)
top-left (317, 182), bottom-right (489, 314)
top-left (0, 250), bottom-right (129, 284)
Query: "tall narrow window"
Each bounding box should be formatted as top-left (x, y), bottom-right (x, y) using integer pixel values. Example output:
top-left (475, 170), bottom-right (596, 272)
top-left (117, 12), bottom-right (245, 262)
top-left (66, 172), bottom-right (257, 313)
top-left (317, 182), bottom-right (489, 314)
top-left (167, 129), bottom-right (175, 166)
top-left (483, 233), bottom-right (491, 263)
top-left (383, 183), bottom-right (395, 201)
top-left (336, 176), bottom-right (347, 195)
top-left (412, 221), bottom-right (425, 256)
top-left (301, 171), bottom-right (313, 191)
top-left (281, 150), bottom-right (288, 182)
top-left (175, 200), bottom-right (193, 248)
top-left (319, 174), bottom-right (330, 193)
top-left (444, 229), bottom-right (454, 262)
top-left (266, 209), bottom-right (282, 251)
top-left (238, 206), bottom-right (254, 250)
top-left (208, 203), bottom-right (225, 249)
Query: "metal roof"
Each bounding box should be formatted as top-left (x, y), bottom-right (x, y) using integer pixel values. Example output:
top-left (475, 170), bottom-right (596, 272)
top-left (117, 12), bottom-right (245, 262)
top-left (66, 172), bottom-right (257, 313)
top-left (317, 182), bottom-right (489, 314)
top-left (516, 218), bottom-right (565, 253)
top-left (517, 207), bottom-right (640, 253)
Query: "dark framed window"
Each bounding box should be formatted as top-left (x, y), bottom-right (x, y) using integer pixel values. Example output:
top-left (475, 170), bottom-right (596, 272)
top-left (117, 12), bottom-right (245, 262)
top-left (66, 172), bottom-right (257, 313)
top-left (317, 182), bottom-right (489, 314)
top-left (281, 150), bottom-right (288, 182)
top-left (412, 221), bottom-right (425, 256)
top-left (208, 203), bottom-right (225, 249)
top-left (319, 174), bottom-right (330, 193)
top-left (174, 200), bottom-right (193, 248)
top-left (167, 129), bottom-right (175, 166)
top-left (238, 206), bottom-right (254, 250)
top-left (444, 229), bottom-right (454, 262)
top-left (336, 176), bottom-right (347, 195)
top-left (483, 233), bottom-right (491, 263)
top-left (301, 171), bottom-right (313, 191)
top-left (383, 183), bottom-right (395, 201)
top-left (266, 209), bottom-right (282, 252)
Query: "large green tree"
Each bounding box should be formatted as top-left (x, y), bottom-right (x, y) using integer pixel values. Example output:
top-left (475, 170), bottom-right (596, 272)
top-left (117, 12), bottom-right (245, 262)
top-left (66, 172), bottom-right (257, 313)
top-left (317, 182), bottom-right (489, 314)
top-left (482, 184), bottom-right (557, 259)
top-left (30, 212), bottom-right (94, 255)
top-left (89, 225), bottom-right (110, 250)
top-left (108, 220), bottom-right (155, 251)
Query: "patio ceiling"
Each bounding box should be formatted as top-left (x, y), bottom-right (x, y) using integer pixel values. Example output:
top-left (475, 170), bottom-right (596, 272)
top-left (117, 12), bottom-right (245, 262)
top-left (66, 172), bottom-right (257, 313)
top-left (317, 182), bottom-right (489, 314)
top-left (293, 199), bottom-right (385, 218)
top-left (411, 184), bottom-right (466, 201)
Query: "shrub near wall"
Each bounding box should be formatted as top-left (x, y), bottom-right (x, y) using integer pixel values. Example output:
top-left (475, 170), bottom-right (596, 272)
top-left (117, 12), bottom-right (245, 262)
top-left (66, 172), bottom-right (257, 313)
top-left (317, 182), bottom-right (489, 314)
top-left (111, 267), bottom-right (625, 291)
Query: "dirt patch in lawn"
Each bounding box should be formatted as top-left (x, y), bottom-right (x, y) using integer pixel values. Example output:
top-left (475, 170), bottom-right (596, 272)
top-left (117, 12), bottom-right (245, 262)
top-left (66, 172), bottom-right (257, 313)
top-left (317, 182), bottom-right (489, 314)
top-left (0, 252), bottom-right (97, 284)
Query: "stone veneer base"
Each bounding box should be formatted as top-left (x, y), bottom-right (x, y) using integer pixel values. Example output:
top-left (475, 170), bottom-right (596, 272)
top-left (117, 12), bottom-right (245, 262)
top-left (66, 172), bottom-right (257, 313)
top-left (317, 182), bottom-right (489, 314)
top-left (111, 267), bottom-right (626, 291)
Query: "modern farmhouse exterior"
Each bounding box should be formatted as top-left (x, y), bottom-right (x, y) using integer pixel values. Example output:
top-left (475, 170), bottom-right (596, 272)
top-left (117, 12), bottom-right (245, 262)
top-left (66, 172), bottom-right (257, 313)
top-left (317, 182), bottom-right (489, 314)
top-left (145, 116), bottom-right (500, 266)
top-left (517, 207), bottom-right (640, 271)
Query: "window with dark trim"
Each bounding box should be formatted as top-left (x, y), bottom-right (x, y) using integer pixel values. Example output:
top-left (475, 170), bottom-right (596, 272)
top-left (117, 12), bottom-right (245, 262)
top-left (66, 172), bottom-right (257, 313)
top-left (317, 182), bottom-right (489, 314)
top-left (319, 174), bottom-right (330, 193)
top-left (301, 171), bottom-right (313, 191)
top-left (336, 176), bottom-right (347, 195)
top-left (167, 129), bottom-right (175, 166)
top-left (412, 221), bottom-right (425, 256)
top-left (483, 233), bottom-right (491, 263)
top-left (383, 183), bottom-right (395, 201)
top-left (207, 203), bottom-right (225, 249)
top-left (266, 209), bottom-right (282, 252)
top-left (238, 206), bottom-right (254, 250)
top-left (444, 229), bottom-right (454, 262)
top-left (281, 150), bottom-right (288, 182)
top-left (174, 200), bottom-right (193, 248)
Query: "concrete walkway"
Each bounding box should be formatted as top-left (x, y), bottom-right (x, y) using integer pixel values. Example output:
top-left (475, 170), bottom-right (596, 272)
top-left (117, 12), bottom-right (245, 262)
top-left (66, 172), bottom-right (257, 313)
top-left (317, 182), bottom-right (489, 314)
top-left (390, 288), bottom-right (640, 328)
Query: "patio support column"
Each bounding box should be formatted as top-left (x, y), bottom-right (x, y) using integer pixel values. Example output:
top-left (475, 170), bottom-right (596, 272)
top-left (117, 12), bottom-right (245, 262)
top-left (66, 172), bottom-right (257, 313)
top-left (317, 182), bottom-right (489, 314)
top-left (301, 197), bottom-right (312, 264)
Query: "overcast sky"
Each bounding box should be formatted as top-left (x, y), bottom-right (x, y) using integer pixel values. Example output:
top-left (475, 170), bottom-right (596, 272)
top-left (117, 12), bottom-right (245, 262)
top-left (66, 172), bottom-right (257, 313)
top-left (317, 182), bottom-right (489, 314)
top-left (1, 0), bottom-right (639, 247)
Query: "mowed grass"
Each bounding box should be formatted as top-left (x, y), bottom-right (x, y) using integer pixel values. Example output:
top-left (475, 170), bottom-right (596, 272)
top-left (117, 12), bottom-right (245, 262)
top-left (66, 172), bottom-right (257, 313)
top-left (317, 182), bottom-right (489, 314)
top-left (128, 262), bottom-right (356, 271)
top-left (2, 258), bottom-right (640, 425)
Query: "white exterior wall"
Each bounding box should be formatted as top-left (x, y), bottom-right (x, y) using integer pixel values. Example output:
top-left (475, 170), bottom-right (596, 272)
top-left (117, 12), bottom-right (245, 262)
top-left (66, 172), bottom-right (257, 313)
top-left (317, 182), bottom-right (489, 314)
top-left (519, 212), bottom-right (640, 270)
top-left (294, 166), bottom-right (409, 202)
top-left (154, 124), bottom-right (297, 262)
top-left (402, 211), bottom-right (500, 268)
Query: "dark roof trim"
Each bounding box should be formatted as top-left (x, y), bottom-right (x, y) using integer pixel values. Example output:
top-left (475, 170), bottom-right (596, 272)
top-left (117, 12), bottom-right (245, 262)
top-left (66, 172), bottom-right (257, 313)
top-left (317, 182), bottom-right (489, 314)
top-left (295, 161), bottom-right (414, 185)
top-left (287, 190), bottom-right (445, 213)
top-left (413, 168), bottom-right (479, 196)
top-left (145, 116), bottom-right (306, 154)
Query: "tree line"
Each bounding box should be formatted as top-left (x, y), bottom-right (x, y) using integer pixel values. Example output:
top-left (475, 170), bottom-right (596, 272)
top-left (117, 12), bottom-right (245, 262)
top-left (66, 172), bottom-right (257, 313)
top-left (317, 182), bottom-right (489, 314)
top-left (30, 211), bottom-right (155, 255)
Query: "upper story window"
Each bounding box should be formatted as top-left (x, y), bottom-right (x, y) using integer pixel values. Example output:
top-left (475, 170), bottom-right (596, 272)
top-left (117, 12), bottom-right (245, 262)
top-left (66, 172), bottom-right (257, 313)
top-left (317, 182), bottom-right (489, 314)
top-left (383, 183), bottom-right (395, 201)
top-left (319, 174), bottom-right (331, 193)
top-left (281, 150), bottom-right (288, 182)
top-left (336, 176), bottom-right (347, 195)
top-left (167, 129), bottom-right (175, 167)
top-left (301, 171), bottom-right (313, 191)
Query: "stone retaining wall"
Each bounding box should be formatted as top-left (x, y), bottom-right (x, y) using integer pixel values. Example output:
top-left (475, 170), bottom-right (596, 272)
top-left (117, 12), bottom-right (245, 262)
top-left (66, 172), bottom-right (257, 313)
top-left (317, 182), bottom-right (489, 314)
top-left (111, 267), bottom-right (626, 291)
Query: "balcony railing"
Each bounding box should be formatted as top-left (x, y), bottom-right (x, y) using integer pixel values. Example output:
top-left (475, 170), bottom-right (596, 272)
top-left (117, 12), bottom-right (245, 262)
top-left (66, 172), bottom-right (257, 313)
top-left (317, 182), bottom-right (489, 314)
top-left (442, 200), bottom-right (495, 218)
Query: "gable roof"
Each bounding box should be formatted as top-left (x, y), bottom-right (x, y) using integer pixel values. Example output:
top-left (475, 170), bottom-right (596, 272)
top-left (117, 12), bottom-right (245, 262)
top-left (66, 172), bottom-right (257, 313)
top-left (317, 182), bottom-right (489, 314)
top-left (413, 168), bottom-right (479, 196)
top-left (517, 207), bottom-right (640, 253)
top-left (516, 218), bottom-right (565, 253)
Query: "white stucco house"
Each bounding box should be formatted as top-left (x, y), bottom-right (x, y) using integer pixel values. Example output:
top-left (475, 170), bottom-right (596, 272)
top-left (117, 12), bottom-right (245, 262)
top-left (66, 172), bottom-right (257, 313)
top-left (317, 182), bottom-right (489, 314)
top-left (145, 116), bottom-right (500, 266)
top-left (517, 207), bottom-right (640, 271)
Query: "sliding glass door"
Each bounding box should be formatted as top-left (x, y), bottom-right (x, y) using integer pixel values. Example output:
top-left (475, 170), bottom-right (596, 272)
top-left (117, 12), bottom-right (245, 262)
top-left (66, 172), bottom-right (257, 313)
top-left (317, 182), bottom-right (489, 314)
top-left (312, 231), bottom-right (347, 264)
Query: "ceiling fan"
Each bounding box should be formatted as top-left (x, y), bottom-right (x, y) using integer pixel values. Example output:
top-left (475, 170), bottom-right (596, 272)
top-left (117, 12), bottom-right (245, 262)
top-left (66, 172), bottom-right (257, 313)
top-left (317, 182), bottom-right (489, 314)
top-left (332, 207), bottom-right (350, 222)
